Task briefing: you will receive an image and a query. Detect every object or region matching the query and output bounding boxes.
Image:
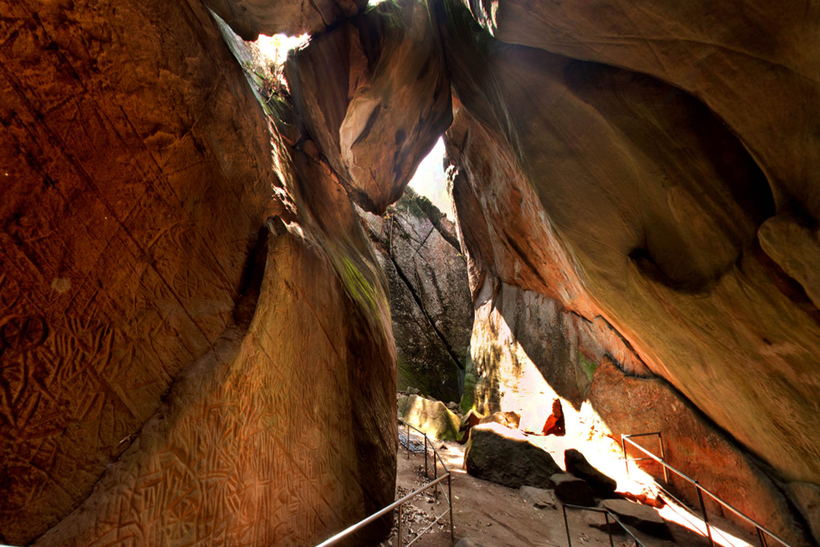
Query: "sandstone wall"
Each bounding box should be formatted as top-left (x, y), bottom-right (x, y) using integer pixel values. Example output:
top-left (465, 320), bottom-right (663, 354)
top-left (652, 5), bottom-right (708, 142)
top-left (0, 0), bottom-right (399, 544)
top-left (441, 2), bottom-right (820, 541)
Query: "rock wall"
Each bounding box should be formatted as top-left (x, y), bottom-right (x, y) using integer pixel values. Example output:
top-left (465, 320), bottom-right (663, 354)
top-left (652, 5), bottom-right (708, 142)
top-left (0, 0), bottom-right (401, 545)
top-left (361, 188), bottom-right (473, 402)
top-left (441, 1), bottom-right (820, 542)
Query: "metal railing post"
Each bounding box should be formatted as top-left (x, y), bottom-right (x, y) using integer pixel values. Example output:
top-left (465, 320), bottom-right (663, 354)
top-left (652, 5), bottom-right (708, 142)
top-left (695, 482), bottom-right (715, 547)
top-left (622, 435), bottom-right (630, 479)
top-left (604, 512), bottom-right (614, 547)
top-left (397, 504), bottom-right (403, 547)
top-left (757, 527), bottom-right (769, 547)
top-left (563, 505), bottom-right (572, 547)
top-left (448, 473), bottom-right (454, 545)
top-left (658, 431), bottom-right (669, 483)
top-left (406, 422), bottom-right (410, 460)
top-left (424, 435), bottom-right (428, 478)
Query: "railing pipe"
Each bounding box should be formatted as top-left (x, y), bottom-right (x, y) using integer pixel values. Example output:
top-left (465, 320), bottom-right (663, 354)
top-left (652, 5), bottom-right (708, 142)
top-left (448, 473), bottom-right (454, 544)
top-left (621, 435), bottom-right (792, 547)
top-left (563, 504), bottom-right (647, 547)
top-left (695, 481), bottom-right (716, 547)
top-left (315, 473), bottom-right (451, 547)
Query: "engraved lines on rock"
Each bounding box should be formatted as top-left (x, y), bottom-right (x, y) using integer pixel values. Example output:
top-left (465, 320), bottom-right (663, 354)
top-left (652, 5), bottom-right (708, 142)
top-left (0, 5), bottom-right (255, 361)
top-left (0, 314), bottom-right (141, 445)
top-left (75, 271), bottom-right (364, 546)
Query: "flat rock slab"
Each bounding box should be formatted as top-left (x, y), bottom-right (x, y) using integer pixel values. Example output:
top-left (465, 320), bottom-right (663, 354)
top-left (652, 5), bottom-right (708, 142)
top-left (549, 473), bottom-right (595, 507)
top-left (465, 423), bottom-right (562, 488)
top-left (601, 499), bottom-right (672, 540)
top-left (519, 485), bottom-right (557, 510)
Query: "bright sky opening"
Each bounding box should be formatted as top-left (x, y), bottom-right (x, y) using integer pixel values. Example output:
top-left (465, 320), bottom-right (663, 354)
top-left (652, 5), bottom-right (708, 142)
top-left (408, 137), bottom-right (454, 218)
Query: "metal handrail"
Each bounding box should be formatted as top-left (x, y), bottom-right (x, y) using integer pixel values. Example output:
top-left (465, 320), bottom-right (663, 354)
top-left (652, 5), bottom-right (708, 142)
top-left (562, 504), bottom-right (649, 547)
top-left (315, 419), bottom-right (454, 547)
top-left (621, 433), bottom-right (792, 547)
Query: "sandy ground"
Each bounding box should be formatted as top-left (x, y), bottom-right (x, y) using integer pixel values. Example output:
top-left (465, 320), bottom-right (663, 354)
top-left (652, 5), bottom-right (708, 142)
top-left (378, 427), bottom-right (762, 547)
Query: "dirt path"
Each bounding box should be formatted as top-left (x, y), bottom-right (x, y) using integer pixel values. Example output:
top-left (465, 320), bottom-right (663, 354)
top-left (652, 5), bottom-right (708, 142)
top-left (379, 430), bottom-right (760, 547)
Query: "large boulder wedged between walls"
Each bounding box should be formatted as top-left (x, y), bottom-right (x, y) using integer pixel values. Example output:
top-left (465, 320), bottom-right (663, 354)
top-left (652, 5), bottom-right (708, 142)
top-left (440, 5), bottom-right (820, 543)
top-left (465, 423), bottom-right (562, 489)
top-left (361, 188), bottom-right (473, 402)
top-left (203, 0), bottom-right (367, 40)
top-left (33, 220), bottom-right (397, 547)
top-left (286, 0), bottom-right (453, 214)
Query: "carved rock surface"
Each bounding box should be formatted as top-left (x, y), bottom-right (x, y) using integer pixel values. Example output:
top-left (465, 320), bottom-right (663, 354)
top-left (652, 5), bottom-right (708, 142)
top-left (286, 0), bottom-right (452, 214)
top-left (361, 188), bottom-right (473, 402)
top-left (35, 222), bottom-right (397, 547)
top-left (0, 0), bottom-right (272, 541)
top-left (0, 0), bottom-right (397, 545)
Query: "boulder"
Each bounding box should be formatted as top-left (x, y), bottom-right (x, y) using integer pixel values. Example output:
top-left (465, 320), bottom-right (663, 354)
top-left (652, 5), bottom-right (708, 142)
top-left (458, 409), bottom-right (484, 443)
top-left (549, 474), bottom-right (595, 507)
top-left (460, 409), bottom-right (484, 431)
top-left (203, 0), bottom-right (365, 40)
top-left (480, 411), bottom-right (521, 430)
top-left (465, 423), bottom-right (562, 488)
top-left (519, 485), bottom-right (556, 510)
top-left (286, 0), bottom-right (452, 214)
top-left (601, 499), bottom-right (672, 540)
top-left (399, 394), bottom-right (462, 441)
top-left (564, 449), bottom-right (617, 498)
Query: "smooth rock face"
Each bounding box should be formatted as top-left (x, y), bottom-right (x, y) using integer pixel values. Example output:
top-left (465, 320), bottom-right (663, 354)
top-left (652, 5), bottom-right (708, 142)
top-left (361, 188), bottom-right (473, 401)
top-left (465, 423), bottom-right (561, 489)
top-left (399, 394), bottom-right (461, 441)
top-left (459, 0), bottom-right (820, 219)
top-left (441, 5), bottom-right (820, 542)
top-left (787, 482), bottom-right (820, 544)
top-left (466, 273), bottom-right (646, 434)
top-left (286, 0), bottom-right (452, 214)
